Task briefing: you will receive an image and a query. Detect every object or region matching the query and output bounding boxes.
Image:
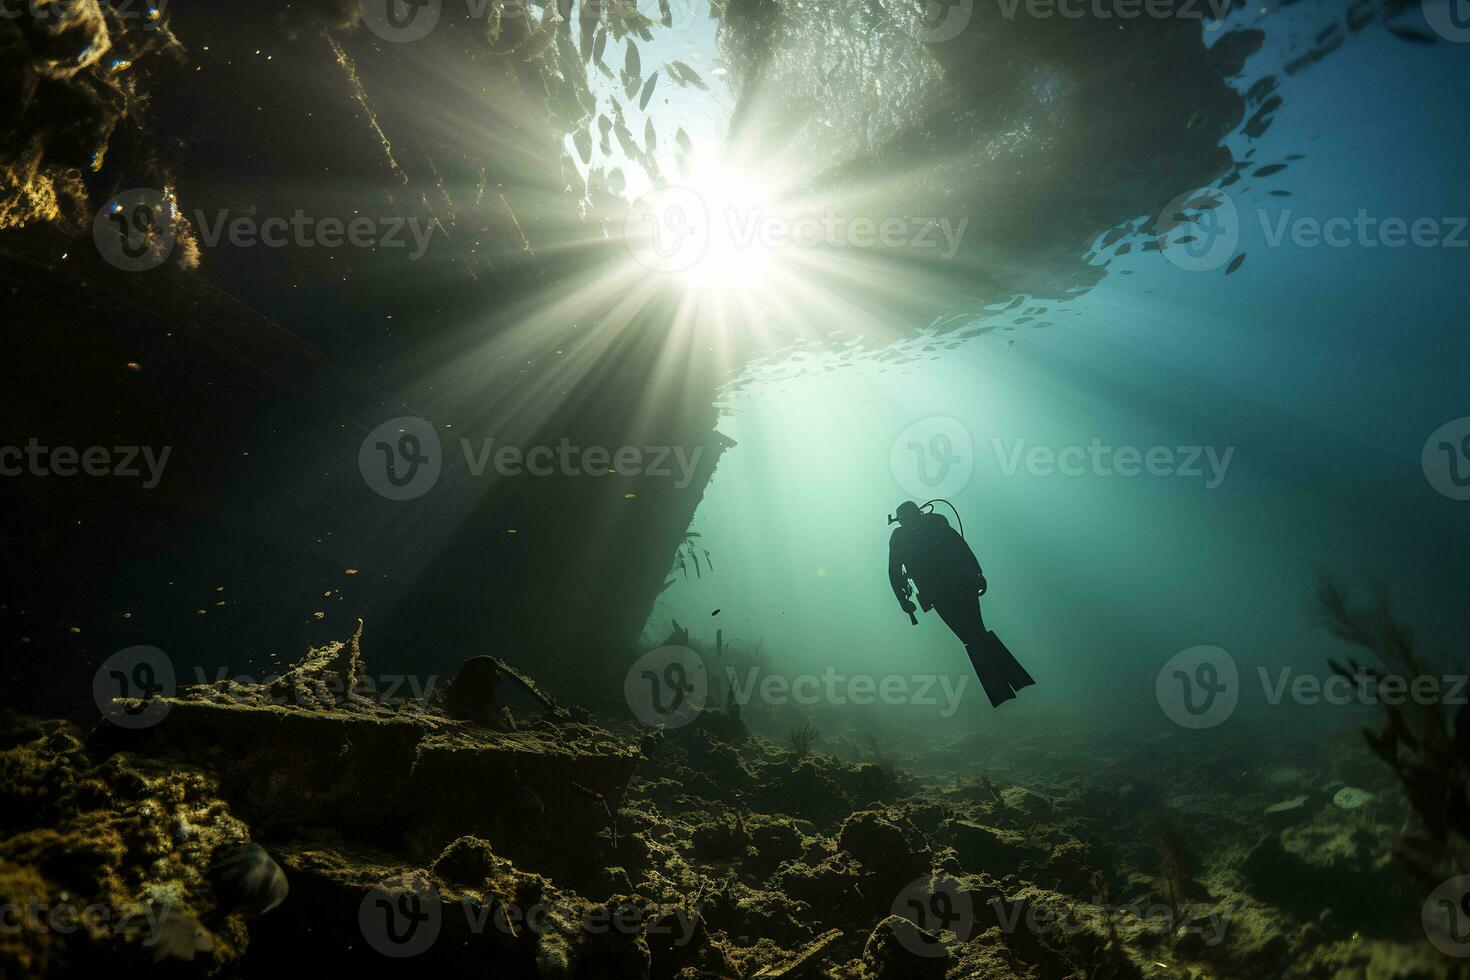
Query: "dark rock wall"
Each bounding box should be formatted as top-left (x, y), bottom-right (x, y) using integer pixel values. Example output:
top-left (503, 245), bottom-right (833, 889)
top-left (0, 3), bottom-right (727, 713)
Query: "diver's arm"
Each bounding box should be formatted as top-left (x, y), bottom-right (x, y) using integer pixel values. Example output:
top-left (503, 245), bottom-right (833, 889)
top-left (887, 543), bottom-right (915, 610)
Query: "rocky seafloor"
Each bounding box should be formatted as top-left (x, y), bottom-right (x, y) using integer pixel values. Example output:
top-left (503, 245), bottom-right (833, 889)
top-left (0, 627), bottom-right (1456, 979)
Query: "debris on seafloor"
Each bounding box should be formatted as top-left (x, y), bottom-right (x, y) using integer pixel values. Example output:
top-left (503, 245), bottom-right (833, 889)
top-left (1, 607), bottom-right (1453, 977)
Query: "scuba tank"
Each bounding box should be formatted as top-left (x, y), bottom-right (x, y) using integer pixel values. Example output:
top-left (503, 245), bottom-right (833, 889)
top-left (886, 499), bottom-right (965, 539)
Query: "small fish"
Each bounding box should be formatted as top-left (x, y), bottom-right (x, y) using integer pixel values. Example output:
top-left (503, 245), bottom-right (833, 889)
top-left (639, 71), bottom-right (659, 111)
top-left (711, 609), bottom-right (721, 616)
top-left (1254, 163), bottom-right (1287, 178)
top-left (210, 842), bottom-right (289, 917)
top-left (1225, 253), bottom-right (1246, 275)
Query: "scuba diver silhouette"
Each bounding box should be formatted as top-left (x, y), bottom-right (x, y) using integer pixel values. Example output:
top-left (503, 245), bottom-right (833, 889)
top-left (887, 499), bottom-right (1035, 707)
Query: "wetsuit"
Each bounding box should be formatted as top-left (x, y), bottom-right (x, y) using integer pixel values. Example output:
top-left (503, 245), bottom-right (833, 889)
top-left (888, 512), bottom-right (1034, 707)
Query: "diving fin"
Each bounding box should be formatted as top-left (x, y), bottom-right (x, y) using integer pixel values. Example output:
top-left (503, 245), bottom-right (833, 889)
top-left (985, 630), bottom-right (1035, 691)
top-left (966, 642), bottom-right (1017, 708)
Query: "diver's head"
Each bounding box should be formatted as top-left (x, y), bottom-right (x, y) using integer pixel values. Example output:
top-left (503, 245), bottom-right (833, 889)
top-left (893, 500), bottom-right (922, 527)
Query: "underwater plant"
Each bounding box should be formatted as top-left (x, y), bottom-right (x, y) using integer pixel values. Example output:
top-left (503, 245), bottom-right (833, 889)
top-left (671, 531), bottom-right (714, 581)
top-left (789, 719), bottom-right (819, 757)
top-left (1157, 809), bottom-right (1210, 934)
top-left (1317, 576), bottom-right (1470, 885)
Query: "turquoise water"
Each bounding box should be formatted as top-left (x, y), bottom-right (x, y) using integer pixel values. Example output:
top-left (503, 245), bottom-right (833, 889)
top-left (649, 19), bottom-right (1470, 731)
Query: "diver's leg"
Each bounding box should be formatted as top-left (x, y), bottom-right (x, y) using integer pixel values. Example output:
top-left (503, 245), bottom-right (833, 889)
top-left (935, 595), bottom-right (1014, 707)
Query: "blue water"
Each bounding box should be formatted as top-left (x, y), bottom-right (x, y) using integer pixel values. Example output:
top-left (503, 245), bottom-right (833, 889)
top-left (650, 22), bottom-right (1470, 729)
